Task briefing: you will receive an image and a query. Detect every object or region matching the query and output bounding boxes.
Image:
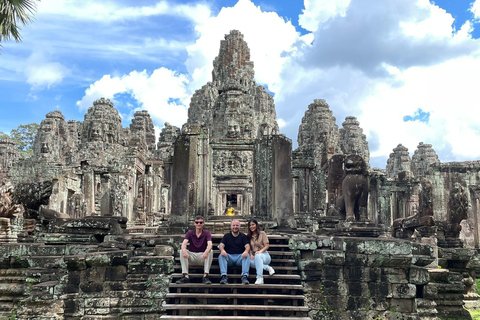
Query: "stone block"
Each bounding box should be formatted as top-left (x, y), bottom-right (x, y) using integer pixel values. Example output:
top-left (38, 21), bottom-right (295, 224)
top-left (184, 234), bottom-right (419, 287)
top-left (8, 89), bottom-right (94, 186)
top-left (383, 268), bottom-right (407, 284)
top-left (127, 256), bottom-right (174, 274)
top-left (298, 258), bottom-right (323, 271)
top-left (322, 280), bottom-right (347, 296)
top-left (313, 249), bottom-right (345, 265)
top-left (65, 255), bottom-right (87, 270)
top-left (409, 266), bottom-right (429, 285)
top-left (392, 284), bottom-right (417, 299)
top-left (367, 255), bottom-right (412, 268)
top-left (389, 298), bottom-right (414, 313)
top-left (105, 265), bottom-right (127, 281)
top-left (345, 253), bottom-right (368, 266)
top-left (323, 265), bottom-right (343, 281)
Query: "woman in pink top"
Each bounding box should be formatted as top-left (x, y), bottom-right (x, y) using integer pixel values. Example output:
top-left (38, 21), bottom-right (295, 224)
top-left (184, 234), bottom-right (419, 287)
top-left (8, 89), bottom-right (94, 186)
top-left (247, 219), bottom-right (275, 284)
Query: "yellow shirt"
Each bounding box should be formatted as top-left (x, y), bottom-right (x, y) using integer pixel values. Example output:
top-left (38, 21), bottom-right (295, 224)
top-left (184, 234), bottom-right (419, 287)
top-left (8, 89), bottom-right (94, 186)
top-left (250, 231), bottom-right (269, 252)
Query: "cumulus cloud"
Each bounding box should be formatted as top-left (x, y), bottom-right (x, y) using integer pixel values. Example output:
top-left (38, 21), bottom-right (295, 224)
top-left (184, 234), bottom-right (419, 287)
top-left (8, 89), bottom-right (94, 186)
top-left (76, 68), bottom-right (190, 127)
top-left (271, 0), bottom-right (480, 168)
top-left (24, 53), bottom-right (70, 89)
top-left (297, 0), bottom-right (477, 76)
top-left (472, 0), bottom-right (480, 19)
top-left (185, 0), bottom-right (301, 92)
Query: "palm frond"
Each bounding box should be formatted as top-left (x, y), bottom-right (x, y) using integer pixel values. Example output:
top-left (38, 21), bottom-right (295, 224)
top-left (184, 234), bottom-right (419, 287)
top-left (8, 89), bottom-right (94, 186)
top-left (0, 0), bottom-right (38, 42)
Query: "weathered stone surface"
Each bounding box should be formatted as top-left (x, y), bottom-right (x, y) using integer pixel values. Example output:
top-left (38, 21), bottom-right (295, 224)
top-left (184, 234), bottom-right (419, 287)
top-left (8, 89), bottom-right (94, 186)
top-left (411, 142), bottom-right (440, 177)
top-left (339, 116), bottom-right (370, 166)
top-left (386, 144), bottom-right (412, 179)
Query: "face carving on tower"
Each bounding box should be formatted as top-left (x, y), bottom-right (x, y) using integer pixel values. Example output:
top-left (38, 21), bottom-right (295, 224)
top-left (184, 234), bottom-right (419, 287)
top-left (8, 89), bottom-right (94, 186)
top-left (227, 120), bottom-right (240, 138)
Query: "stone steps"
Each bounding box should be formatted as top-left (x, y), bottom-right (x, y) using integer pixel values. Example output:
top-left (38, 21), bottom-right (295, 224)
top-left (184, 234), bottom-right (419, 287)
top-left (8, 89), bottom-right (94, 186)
top-left (161, 234), bottom-right (311, 319)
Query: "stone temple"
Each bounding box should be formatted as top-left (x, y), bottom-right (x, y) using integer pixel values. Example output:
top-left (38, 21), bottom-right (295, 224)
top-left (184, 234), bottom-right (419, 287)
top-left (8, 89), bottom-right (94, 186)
top-left (0, 30), bottom-right (480, 320)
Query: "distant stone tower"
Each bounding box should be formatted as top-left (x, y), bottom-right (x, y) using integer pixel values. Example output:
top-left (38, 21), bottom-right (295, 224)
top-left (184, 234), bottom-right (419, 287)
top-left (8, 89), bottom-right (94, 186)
top-left (0, 138), bottom-right (19, 173)
top-left (156, 123), bottom-right (181, 160)
top-left (296, 99), bottom-right (341, 168)
top-left (130, 110), bottom-right (156, 153)
top-left (33, 110), bottom-right (70, 161)
top-left (339, 116), bottom-right (370, 166)
top-left (386, 144), bottom-right (412, 179)
top-left (411, 142), bottom-right (440, 177)
top-left (81, 98), bottom-right (123, 146)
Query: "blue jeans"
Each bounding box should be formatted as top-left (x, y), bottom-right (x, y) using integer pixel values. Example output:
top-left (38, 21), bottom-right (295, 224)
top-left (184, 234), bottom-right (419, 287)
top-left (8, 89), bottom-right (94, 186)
top-left (218, 253), bottom-right (250, 276)
top-left (250, 252), bottom-right (271, 278)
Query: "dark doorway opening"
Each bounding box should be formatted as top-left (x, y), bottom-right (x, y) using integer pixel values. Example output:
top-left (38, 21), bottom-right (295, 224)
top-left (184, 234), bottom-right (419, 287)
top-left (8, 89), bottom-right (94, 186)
top-left (227, 194), bottom-right (237, 207)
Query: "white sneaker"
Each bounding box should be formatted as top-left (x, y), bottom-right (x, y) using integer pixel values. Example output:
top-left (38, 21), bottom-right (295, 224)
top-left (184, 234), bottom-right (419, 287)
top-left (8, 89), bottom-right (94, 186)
top-left (267, 266), bottom-right (275, 276)
top-left (255, 277), bottom-right (264, 284)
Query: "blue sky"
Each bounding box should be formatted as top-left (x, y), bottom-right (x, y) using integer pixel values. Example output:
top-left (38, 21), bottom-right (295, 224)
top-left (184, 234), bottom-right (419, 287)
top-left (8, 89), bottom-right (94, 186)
top-left (1, 0), bottom-right (479, 168)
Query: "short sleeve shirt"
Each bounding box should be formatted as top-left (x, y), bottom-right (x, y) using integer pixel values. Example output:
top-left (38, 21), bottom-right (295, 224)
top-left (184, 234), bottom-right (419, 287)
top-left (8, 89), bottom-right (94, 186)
top-left (221, 232), bottom-right (249, 254)
top-left (250, 231), bottom-right (269, 252)
top-left (185, 229), bottom-right (212, 252)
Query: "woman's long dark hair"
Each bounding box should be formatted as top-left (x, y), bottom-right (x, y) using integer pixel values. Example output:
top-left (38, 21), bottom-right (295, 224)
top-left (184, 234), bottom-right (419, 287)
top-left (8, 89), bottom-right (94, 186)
top-left (247, 219), bottom-right (261, 240)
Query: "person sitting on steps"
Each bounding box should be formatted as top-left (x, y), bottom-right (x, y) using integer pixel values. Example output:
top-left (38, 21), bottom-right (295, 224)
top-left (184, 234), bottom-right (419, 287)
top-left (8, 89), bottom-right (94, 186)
top-left (176, 215), bottom-right (213, 284)
top-left (247, 218), bottom-right (275, 284)
top-left (218, 219), bottom-right (251, 285)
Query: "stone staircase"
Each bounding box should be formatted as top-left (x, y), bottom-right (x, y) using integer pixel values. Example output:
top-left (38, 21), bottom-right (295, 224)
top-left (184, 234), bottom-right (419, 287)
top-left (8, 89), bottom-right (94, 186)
top-left (160, 232), bottom-right (311, 320)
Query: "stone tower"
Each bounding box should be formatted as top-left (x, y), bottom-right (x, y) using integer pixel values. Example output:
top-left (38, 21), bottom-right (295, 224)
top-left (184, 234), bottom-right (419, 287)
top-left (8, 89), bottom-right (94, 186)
top-left (339, 116), bottom-right (370, 166)
top-left (130, 110), bottom-right (156, 154)
top-left (296, 99), bottom-right (341, 168)
top-left (188, 30), bottom-right (279, 140)
top-left (386, 144), bottom-right (412, 179)
top-left (33, 110), bottom-right (70, 162)
top-left (411, 142), bottom-right (440, 177)
top-left (171, 30), bottom-right (293, 228)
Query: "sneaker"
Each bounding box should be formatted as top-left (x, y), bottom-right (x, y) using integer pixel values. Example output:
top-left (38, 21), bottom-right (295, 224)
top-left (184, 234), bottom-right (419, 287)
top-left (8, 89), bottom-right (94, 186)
top-left (267, 266), bottom-right (276, 276)
top-left (241, 275), bottom-right (249, 285)
top-left (203, 276), bottom-right (212, 284)
top-left (255, 277), bottom-right (264, 285)
top-left (219, 275), bottom-right (228, 284)
top-left (175, 276), bottom-right (190, 284)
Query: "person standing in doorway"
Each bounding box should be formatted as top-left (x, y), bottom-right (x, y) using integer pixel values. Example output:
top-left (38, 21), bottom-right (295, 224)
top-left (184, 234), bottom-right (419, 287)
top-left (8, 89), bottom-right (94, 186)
top-left (176, 215), bottom-right (213, 284)
top-left (247, 219), bottom-right (275, 284)
top-left (218, 219), bottom-right (250, 284)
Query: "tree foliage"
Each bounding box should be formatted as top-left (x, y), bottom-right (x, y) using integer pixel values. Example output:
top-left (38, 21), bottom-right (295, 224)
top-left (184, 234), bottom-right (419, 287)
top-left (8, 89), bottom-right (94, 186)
top-left (0, 0), bottom-right (38, 46)
top-left (0, 123), bottom-right (39, 158)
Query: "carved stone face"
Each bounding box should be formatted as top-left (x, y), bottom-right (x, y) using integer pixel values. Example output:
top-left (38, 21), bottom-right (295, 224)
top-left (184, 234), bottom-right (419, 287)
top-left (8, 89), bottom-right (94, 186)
top-left (89, 122), bottom-right (103, 142)
top-left (227, 121), bottom-right (240, 138)
top-left (41, 119), bottom-right (54, 133)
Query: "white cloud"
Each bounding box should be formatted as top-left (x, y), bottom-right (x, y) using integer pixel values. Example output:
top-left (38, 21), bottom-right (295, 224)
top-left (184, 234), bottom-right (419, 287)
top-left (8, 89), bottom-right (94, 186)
top-left (37, 0), bottom-right (212, 25)
top-left (299, 0), bottom-right (351, 32)
top-left (472, 0), bottom-right (480, 19)
top-left (185, 0), bottom-right (301, 92)
top-left (24, 53), bottom-right (70, 89)
top-left (76, 68), bottom-right (190, 127)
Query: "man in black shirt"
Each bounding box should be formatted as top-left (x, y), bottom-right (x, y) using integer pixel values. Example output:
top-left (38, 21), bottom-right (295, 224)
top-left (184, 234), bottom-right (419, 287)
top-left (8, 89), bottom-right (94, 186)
top-left (218, 219), bottom-right (250, 284)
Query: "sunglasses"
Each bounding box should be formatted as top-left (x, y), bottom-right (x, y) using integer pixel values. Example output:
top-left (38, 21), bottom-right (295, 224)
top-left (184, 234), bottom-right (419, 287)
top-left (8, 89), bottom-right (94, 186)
top-left (194, 221), bottom-right (204, 224)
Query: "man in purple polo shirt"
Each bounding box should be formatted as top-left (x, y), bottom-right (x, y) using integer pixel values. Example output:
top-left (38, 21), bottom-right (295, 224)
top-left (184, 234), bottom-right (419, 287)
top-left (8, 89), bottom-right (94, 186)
top-left (176, 215), bottom-right (213, 284)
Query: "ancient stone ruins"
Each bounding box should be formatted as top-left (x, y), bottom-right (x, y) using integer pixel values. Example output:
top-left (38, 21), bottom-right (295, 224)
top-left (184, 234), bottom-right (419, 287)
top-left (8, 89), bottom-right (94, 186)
top-left (0, 30), bottom-right (479, 320)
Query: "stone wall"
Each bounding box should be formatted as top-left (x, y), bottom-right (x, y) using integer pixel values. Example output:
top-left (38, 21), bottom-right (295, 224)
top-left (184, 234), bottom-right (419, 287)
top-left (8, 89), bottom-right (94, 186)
top-left (0, 223), bottom-right (175, 319)
top-left (291, 235), bottom-right (472, 320)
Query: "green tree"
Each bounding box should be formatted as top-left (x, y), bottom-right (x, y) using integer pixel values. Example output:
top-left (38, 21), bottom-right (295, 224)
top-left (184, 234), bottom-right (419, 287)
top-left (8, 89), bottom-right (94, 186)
top-left (0, 123), bottom-right (39, 158)
top-left (0, 0), bottom-right (38, 46)
top-left (10, 123), bottom-right (39, 158)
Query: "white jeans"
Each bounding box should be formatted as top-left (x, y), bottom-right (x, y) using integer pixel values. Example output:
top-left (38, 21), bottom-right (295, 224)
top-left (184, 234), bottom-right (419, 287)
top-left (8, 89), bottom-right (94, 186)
top-left (179, 250), bottom-right (213, 274)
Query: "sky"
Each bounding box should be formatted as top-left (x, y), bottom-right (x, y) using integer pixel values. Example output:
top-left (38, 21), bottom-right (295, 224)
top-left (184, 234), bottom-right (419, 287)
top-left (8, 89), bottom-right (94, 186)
top-left (0, 0), bottom-right (479, 169)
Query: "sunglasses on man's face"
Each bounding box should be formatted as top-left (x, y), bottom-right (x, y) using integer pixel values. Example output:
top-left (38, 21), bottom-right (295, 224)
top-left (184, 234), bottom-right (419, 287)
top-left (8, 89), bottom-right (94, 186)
top-left (195, 221), bottom-right (204, 224)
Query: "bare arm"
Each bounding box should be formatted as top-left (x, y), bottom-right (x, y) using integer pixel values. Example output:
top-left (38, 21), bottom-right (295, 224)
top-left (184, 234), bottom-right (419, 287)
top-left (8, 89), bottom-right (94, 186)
top-left (219, 242), bottom-right (227, 257)
top-left (242, 243), bottom-right (250, 258)
top-left (202, 240), bottom-right (213, 259)
top-left (181, 239), bottom-right (189, 259)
